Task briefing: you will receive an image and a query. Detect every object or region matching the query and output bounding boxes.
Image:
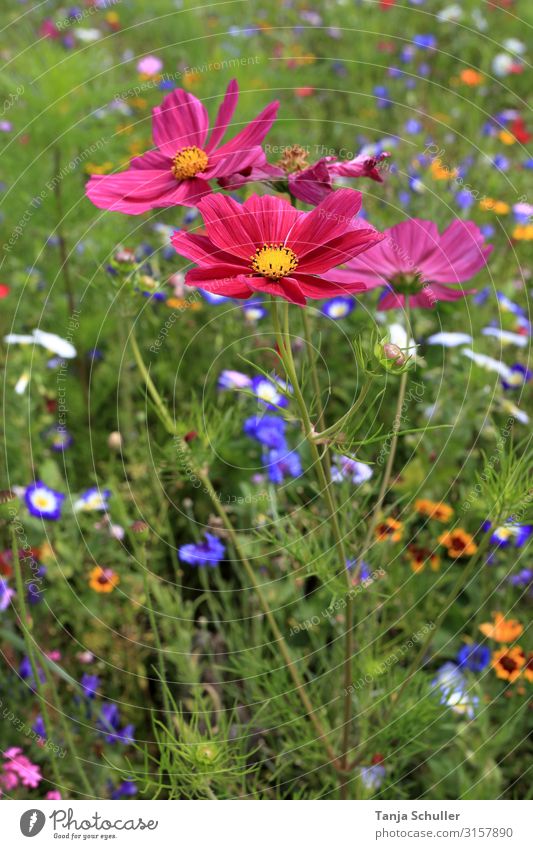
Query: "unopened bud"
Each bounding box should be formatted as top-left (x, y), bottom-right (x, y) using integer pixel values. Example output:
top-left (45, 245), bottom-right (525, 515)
top-left (131, 520), bottom-right (150, 541)
top-left (0, 489), bottom-right (20, 520)
top-left (108, 431), bottom-right (122, 450)
top-left (382, 343), bottom-right (406, 366)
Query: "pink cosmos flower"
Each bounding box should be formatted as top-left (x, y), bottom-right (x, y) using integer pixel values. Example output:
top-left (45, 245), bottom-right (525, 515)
top-left (171, 188), bottom-right (385, 306)
top-left (86, 80), bottom-right (279, 215)
top-left (329, 218), bottom-right (492, 309)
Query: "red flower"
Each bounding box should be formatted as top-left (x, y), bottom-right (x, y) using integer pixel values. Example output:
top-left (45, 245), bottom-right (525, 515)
top-left (85, 80), bottom-right (279, 214)
top-left (0, 285), bottom-right (10, 298)
top-left (171, 189), bottom-right (384, 306)
top-left (510, 117), bottom-right (532, 144)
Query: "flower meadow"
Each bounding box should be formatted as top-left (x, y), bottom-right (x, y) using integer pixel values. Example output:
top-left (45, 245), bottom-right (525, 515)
top-left (0, 0), bottom-right (531, 803)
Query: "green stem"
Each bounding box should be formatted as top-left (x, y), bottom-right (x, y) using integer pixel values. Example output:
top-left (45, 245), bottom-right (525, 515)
top-left (140, 543), bottom-right (172, 721)
top-left (129, 330), bottom-right (341, 769)
top-left (273, 300), bottom-right (354, 787)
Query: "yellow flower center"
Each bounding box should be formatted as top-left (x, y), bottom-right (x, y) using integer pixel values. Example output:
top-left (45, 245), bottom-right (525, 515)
top-left (251, 244), bottom-right (299, 280)
top-left (171, 146), bottom-right (209, 180)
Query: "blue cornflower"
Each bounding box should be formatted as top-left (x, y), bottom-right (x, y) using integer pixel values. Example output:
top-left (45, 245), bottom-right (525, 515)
top-left (373, 86), bottom-right (390, 108)
top-left (320, 296), bottom-right (355, 319)
top-left (179, 533), bottom-right (226, 567)
top-left (455, 189), bottom-right (474, 210)
top-left (81, 673), bottom-right (101, 699)
top-left (33, 715), bottom-right (46, 738)
top-left (243, 415), bottom-right (287, 450)
top-left (265, 448), bottom-right (302, 484)
top-left (19, 656), bottom-right (45, 687)
top-left (456, 643), bottom-right (491, 672)
top-left (413, 34), bottom-right (436, 49)
top-left (25, 482), bottom-right (65, 521)
top-left (110, 779), bottom-right (138, 799)
top-left (97, 703), bottom-right (135, 745)
top-left (404, 119), bottom-right (422, 134)
top-left (492, 154), bottom-right (510, 171)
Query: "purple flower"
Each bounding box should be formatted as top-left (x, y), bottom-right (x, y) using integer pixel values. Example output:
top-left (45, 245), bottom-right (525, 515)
top-left (265, 448), bottom-right (302, 484)
top-left (484, 519), bottom-right (533, 548)
top-left (81, 673), bottom-right (101, 699)
top-left (110, 779), bottom-right (138, 799)
top-left (179, 533), bottom-right (226, 567)
top-left (33, 715), bottom-right (46, 738)
top-left (360, 764), bottom-right (386, 791)
top-left (19, 656), bottom-right (45, 687)
top-left (97, 703), bottom-right (135, 745)
top-left (44, 425), bottom-right (73, 452)
top-left (330, 455), bottom-right (373, 485)
top-left (25, 482), bottom-right (65, 521)
top-left (243, 415), bottom-right (287, 450)
top-left (217, 370), bottom-right (251, 391)
top-left (0, 578), bottom-right (15, 611)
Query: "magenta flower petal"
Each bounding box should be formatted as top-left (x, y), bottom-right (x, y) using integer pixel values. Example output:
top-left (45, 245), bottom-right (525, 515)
top-left (129, 149), bottom-right (171, 170)
top-left (205, 79), bottom-right (239, 152)
top-left (246, 276), bottom-right (307, 306)
top-left (287, 189), bottom-right (363, 257)
top-left (210, 100), bottom-right (280, 158)
top-left (171, 231), bottom-right (244, 266)
top-left (86, 170), bottom-right (178, 214)
top-left (152, 88), bottom-right (209, 156)
top-left (186, 269), bottom-right (253, 299)
top-left (299, 227), bottom-right (384, 274)
top-left (292, 272), bottom-right (366, 298)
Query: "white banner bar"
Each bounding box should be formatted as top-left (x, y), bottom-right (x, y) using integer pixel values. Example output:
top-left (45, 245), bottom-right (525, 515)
top-left (2, 800), bottom-right (530, 848)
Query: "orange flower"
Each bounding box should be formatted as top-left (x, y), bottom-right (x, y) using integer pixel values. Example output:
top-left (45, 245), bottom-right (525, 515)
top-left (166, 297), bottom-right (202, 311)
top-left (407, 544), bottom-right (440, 573)
top-left (479, 611), bottom-right (523, 642)
top-left (479, 197), bottom-right (509, 214)
top-left (375, 517), bottom-right (403, 542)
top-left (89, 566), bottom-right (120, 593)
top-left (459, 69), bottom-right (484, 86)
top-left (498, 130), bottom-right (516, 146)
top-left (430, 158), bottom-right (458, 181)
top-left (512, 225), bottom-right (533, 241)
top-left (492, 646), bottom-right (525, 682)
top-left (523, 653), bottom-right (533, 683)
top-left (438, 528), bottom-right (477, 558)
top-left (415, 499), bottom-right (454, 523)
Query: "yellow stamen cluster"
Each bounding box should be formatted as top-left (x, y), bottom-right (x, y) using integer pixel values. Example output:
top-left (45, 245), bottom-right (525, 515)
top-left (171, 146), bottom-right (209, 180)
top-left (277, 144), bottom-right (309, 174)
top-left (251, 244), bottom-right (299, 280)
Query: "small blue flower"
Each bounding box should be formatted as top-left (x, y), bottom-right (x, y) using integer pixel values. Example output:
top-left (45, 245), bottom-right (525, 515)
top-left (321, 296), bottom-right (355, 320)
top-left (110, 779), bottom-right (138, 799)
top-left (73, 487), bottom-right (111, 513)
top-left (25, 482), bottom-right (65, 521)
top-left (19, 656), bottom-right (45, 687)
top-left (33, 715), bottom-right (46, 738)
top-left (243, 415), bottom-right (287, 450)
top-left (179, 533), bottom-right (226, 567)
top-left (501, 363), bottom-right (532, 390)
top-left (44, 424), bottom-right (73, 452)
top-left (0, 578), bottom-right (15, 611)
top-left (484, 519), bottom-right (532, 548)
top-left (404, 118), bottom-right (422, 134)
top-left (251, 375), bottom-right (291, 410)
top-left (97, 702), bottom-right (135, 745)
top-left (81, 673), bottom-right (101, 699)
top-left (457, 643), bottom-right (491, 672)
top-left (455, 189), bottom-right (474, 210)
top-left (413, 33), bottom-right (436, 49)
top-left (265, 448), bottom-right (302, 484)
top-left (200, 291), bottom-right (231, 305)
top-left (360, 763), bottom-right (386, 791)
top-left (330, 455), bottom-right (373, 485)
top-left (242, 300), bottom-right (267, 322)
